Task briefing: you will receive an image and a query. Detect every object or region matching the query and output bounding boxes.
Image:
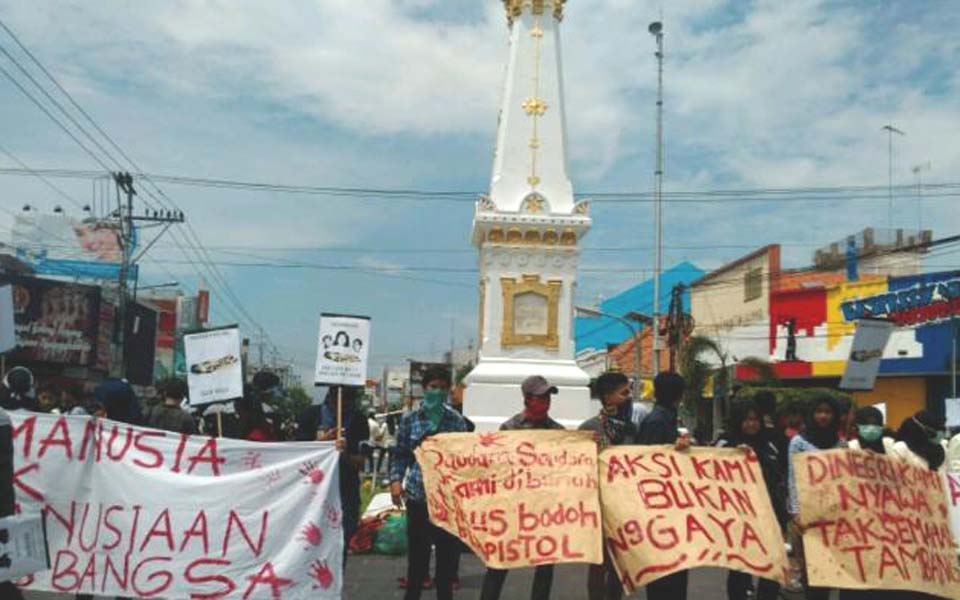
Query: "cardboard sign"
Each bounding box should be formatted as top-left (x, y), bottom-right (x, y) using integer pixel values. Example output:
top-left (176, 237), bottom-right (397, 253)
top-left (10, 412), bottom-right (343, 599)
top-left (600, 446), bottom-right (788, 591)
top-left (0, 514), bottom-right (50, 582)
top-left (840, 319), bottom-right (894, 390)
top-left (183, 326), bottom-right (244, 406)
top-left (416, 431), bottom-right (603, 569)
top-left (314, 313), bottom-right (370, 387)
top-left (794, 449), bottom-right (960, 598)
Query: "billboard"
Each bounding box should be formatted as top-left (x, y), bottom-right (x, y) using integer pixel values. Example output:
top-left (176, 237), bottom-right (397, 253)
top-left (0, 275), bottom-right (101, 367)
top-left (123, 302), bottom-right (158, 386)
top-left (11, 214), bottom-right (133, 280)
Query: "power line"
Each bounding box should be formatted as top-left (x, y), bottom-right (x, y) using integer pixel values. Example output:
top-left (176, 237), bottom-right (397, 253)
top-left (1, 166), bottom-right (960, 204)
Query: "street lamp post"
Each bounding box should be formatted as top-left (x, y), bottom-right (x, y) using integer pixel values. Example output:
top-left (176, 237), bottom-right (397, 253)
top-left (649, 21), bottom-right (665, 375)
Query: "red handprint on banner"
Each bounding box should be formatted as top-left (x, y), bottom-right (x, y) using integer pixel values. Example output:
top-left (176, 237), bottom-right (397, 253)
top-left (477, 432), bottom-right (503, 448)
top-left (310, 559), bottom-right (335, 590)
top-left (299, 460), bottom-right (325, 485)
top-left (324, 501), bottom-right (342, 529)
top-left (299, 522), bottom-right (323, 547)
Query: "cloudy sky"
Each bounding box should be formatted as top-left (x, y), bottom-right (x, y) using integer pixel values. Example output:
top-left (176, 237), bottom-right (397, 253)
top-left (0, 0), bottom-right (958, 383)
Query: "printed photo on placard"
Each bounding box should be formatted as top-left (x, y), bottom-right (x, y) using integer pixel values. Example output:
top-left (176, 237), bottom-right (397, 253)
top-left (314, 313), bottom-right (370, 387)
top-left (184, 326), bottom-right (244, 406)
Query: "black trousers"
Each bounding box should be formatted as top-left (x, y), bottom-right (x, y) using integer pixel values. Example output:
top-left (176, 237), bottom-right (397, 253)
top-left (0, 582), bottom-right (23, 600)
top-left (728, 571), bottom-right (779, 600)
top-left (480, 565), bottom-right (554, 600)
top-left (405, 499), bottom-right (460, 600)
top-left (645, 570), bottom-right (688, 600)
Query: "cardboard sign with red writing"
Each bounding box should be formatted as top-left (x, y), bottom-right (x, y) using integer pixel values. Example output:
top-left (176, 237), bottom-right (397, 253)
top-left (416, 431), bottom-right (602, 569)
top-left (795, 449), bottom-right (960, 598)
top-left (10, 412), bottom-right (343, 599)
top-left (600, 446), bottom-right (788, 592)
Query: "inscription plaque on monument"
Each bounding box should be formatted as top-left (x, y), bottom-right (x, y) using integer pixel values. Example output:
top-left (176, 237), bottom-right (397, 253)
top-left (513, 292), bottom-right (548, 335)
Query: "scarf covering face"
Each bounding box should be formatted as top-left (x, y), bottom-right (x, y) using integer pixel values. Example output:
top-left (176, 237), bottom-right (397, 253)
top-left (803, 396), bottom-right (841, 450)
top-left (524, 397), bottom-right (550, 423)
top-left (421, 389), bottom-right (447, 430)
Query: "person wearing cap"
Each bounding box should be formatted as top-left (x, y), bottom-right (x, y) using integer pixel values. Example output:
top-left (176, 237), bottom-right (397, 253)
top-left (479, 375), bottom-right (564, 600)
top-left (390, 365), bottom-right (468, 600)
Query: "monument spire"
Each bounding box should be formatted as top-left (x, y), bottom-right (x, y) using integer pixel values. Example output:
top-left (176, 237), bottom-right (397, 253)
top-left (465, 0), bottom-right (591, 430)
top-left (491, 0), bottom-right (574, 214)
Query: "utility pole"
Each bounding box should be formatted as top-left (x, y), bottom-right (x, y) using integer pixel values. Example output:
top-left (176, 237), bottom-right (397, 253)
top-left (912, 162), bottom-right (931, 231)
top-left (649, 21), bottom-right (665, 375)
top-left (112, 172), bottom-right (185, 378)
top-left (881, 125), bottom-right (905, 232)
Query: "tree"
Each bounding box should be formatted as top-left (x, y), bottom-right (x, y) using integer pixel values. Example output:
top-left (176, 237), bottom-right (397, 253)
top-left (677, 335), bottom-right (727, 408)
top-left (270, 386), bottom-right (314, 424)
top-left (736, 356), bottom-right (778, 384)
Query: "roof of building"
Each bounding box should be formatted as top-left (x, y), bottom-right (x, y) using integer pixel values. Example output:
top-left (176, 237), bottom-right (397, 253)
top-left (690, 245), bottom-right (779, 288)
top-left (574, 261), bottom-right (704, 353)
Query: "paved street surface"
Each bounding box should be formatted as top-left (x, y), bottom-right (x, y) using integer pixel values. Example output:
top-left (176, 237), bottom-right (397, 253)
top-left (21, 553), bottom-right (827, 599)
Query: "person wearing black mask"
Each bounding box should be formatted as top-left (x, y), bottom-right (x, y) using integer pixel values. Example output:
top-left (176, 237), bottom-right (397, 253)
top-left (787, 395), bottom-right (844, 600)
top-left (891, 410), bottom-right (946, 471)
top-left (715, 399), bottom-right (786, 600)
top-left (580, 371), bottom-right (638, 600)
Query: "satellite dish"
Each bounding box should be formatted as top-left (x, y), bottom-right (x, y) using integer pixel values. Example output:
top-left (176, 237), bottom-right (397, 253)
top-left (648, 21), bottom-right (663, 35)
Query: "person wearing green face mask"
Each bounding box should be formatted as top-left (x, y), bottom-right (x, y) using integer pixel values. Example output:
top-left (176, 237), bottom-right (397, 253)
top-left (390, 366), bottom-right (468, 600)
top-left (847, 405), bottom-right (890, 455)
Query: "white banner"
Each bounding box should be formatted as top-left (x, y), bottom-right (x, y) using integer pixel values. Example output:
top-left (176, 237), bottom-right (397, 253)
top-left (184, 326), bottom-right (244, 406)
top-left (10, 412), bottom-right (343, 599)
top-left (314, 313), bottom-right (370, 387)
top-left (839, 319), bottom-right (894, 390)
top-left (0, 285), bottom-right (15, 354)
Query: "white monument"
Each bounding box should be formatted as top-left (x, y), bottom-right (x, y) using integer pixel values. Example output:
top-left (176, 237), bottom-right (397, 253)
top-left (464, 0), bottom-right (593, 429)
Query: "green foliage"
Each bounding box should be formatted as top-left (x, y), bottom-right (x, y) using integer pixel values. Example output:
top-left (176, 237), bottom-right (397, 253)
top-left (269, 386), bottom-right (314, 424)
top-left (678, 335), bottom-right (726, 407)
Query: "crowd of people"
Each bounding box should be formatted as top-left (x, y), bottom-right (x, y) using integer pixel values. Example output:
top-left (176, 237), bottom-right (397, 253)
top-left (388, 367), bottom-right (960, 600)
top-left (0, 361), bottom-right (958, 600)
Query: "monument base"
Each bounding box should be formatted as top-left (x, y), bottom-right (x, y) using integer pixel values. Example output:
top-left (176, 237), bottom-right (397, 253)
top-left (463, 358), bottom-right (595, 431)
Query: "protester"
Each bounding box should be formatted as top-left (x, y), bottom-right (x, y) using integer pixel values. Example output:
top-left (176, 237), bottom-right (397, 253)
top-left (143, 378), bottom-right (197, 434)
top-left (0, 408), bottom-right (24, 599)
top-left (890, 410), bottom-right (946, 471)
top-left (36, 384), bottom-right (60, 413)
top-left (839, 405), bottom-right (899, 600)
top-left (94, 378), bottom-right (141, 425)
top-left (481, 375), bottom-right (563, 600)
top-left (580, 371), bottom-right (637, 448)
top-left (635, 371), bottom-right (692, 600)
top-left (235, 395), bottom-right (275, 442)
top-left (366, 410), bottom-right (386, 476)
top-left (845, 405), bottom-right (889, 454)
top-left (60, 384), bottom-right (88, 415)
top-left (715, 399), bottom-right (785, 600)
top-left (787, 394), bottom-right (844, 600)
top-left (296, 386), bottom-right (369, 568)
top-left (390, 366), bottom-right (468, 600)
top-left (835, 397), bottom-right (855, 441)
top-left (0, 366), bottom-right (36, 411)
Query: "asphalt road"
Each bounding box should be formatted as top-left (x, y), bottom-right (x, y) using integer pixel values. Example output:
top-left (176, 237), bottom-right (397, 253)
top-left (20, 553), bottom-right (825, 599)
